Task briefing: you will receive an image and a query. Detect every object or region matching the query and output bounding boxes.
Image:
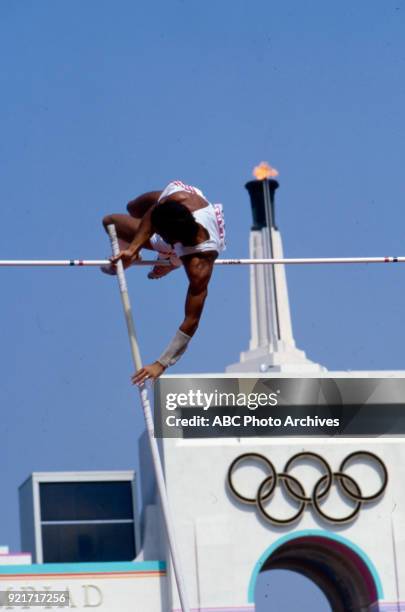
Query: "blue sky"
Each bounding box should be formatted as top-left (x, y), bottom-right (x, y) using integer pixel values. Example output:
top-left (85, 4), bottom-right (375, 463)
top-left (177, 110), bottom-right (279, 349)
top-left (1, 1), bottom-right (404, 608)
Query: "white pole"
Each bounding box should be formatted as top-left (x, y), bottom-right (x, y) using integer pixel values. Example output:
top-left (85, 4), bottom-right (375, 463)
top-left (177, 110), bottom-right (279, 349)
top-left (0, 256), bottom-right (405, 267)
top-left (106, 225), bottom-right (191, 612)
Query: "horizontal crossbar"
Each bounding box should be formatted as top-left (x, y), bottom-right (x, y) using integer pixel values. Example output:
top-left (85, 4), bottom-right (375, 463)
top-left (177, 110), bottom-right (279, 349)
top-left (0, 256), bottom-right (404, 267)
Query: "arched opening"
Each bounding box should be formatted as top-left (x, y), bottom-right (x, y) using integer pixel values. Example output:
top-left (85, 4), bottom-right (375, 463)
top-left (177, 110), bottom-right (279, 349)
top-left (256, 569), bottom-right (332, 611)
top-left (250, 531), bottom-right (382, 612)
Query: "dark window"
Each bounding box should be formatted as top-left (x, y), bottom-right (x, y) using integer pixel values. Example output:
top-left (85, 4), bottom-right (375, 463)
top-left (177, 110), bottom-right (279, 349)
top-left (42, 523), bottom-right (135, 563)
top-left (40, 482), bottom-right (134, 521)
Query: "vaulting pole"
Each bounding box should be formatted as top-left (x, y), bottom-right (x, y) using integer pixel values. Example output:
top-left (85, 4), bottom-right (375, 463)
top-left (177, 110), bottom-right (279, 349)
top-left (106, 224), bottom-right (191, 612)
top-left (1, 256), bottom-right (405, 267)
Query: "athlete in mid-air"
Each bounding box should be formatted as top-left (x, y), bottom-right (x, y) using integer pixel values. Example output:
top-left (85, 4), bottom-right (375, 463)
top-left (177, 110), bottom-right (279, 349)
top-left (102, 181), bottom-right (225, 385)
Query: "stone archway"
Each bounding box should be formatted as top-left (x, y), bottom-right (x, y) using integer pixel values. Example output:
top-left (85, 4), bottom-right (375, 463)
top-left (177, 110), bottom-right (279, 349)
top-left (249, 531), bottom-right (383, 612)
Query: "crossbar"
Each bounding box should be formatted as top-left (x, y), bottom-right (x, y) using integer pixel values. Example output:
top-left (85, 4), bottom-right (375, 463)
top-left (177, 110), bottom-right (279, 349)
top-left (0, 256), bottom-right (404, 267)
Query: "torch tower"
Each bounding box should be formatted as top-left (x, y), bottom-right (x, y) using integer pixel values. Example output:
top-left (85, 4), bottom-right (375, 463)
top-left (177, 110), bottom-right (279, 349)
top-left (227, 163), bottom-right (324, 373)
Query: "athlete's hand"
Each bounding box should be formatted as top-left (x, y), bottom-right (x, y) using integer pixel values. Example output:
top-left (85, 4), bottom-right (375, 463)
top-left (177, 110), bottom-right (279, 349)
top-left (111, 248), bottom-right (141, 269)
top-left (132, 361), bottom-right (166, 386)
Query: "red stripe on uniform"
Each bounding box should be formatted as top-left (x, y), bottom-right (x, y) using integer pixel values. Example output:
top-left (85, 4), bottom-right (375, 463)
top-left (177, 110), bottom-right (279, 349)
top-left (173, 180), bottom-right (195, 193)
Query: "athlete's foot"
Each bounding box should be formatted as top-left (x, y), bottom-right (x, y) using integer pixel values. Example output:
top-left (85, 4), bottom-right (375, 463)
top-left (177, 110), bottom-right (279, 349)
top-left (100, 263), bottom-right (117, 276)
top-left (147, 263), bottom-right (177, 279)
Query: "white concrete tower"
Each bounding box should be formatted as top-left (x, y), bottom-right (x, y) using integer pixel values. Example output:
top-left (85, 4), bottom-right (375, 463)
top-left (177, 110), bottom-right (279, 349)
top-left (227, 175), bottom-right (324, 373)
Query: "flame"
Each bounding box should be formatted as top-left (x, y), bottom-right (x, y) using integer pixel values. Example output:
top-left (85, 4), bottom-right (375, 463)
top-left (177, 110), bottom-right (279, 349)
top-left (253, 161), bottom-right (279, 180)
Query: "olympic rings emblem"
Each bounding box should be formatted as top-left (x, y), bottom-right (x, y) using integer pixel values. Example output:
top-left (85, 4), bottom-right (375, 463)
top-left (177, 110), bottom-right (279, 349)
top-left (227, 451), bottom-right (388, 526)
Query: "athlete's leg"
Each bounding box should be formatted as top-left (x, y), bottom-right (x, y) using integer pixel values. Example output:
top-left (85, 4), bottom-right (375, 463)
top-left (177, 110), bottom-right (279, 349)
top-left (146, 234), bottom-right (182, 280)
top-left (101, 213), bottom-right (156, 275)
top-left (126, 191), bottom-right (162, 218)
top-left (102, 214), bottom-right (155, 250)
top-left (101, 212), bottom-right (181, 278)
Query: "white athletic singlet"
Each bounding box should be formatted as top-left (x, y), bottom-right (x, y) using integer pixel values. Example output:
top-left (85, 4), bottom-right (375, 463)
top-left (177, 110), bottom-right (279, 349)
top-left (150, 181), bottom-right (226, 258)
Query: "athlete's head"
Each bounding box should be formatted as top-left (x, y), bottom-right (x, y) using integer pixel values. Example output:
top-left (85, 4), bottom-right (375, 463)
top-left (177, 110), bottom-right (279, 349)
top-left (151, 200), bottom-right (199, 245)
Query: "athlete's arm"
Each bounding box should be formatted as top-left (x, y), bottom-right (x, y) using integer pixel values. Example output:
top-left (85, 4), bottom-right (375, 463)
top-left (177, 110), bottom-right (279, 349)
top-left (179, 252), bottom-right (216, 336)
top-left (132, 252), bottom-right (216, 385)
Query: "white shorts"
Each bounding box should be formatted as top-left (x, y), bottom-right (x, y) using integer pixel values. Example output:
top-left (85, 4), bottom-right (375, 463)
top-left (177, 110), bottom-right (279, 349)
top-left (149, 233), bottom-right (172, 255)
